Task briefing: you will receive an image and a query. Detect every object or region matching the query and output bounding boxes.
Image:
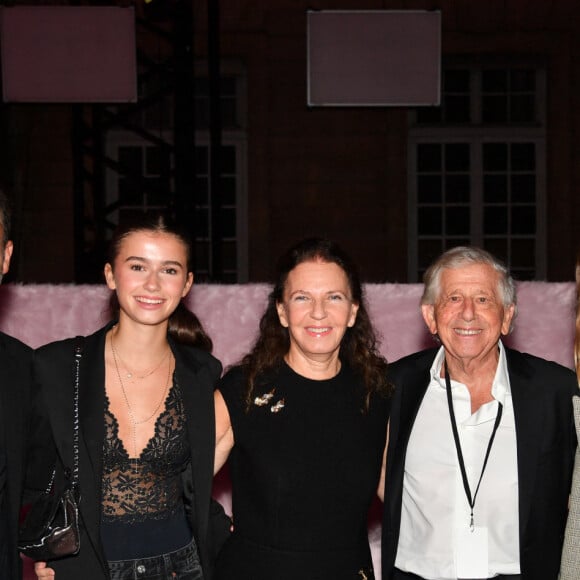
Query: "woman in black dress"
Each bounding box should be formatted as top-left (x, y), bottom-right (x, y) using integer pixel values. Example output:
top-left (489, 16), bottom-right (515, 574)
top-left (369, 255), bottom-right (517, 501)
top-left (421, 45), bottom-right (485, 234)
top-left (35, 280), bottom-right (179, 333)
top-left (214, 237), bottom-right (392, 579)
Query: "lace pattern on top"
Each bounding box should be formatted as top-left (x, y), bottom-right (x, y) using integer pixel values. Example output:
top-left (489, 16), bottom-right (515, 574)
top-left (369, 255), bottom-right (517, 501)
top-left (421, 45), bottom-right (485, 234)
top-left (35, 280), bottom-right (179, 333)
top-left (102, 377), bottom-right (190, 524)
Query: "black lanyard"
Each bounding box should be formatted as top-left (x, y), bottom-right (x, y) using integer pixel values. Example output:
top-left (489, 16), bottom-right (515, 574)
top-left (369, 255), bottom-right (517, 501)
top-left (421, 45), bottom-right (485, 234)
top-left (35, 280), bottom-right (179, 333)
top-left (444, 362), bottom-right (503, 531)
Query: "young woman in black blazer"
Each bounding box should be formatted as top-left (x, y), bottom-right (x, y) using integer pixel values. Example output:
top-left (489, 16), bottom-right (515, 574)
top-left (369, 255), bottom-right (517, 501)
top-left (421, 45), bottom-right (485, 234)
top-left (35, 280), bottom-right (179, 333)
top-left (28, 214), bottom-right (229, 580)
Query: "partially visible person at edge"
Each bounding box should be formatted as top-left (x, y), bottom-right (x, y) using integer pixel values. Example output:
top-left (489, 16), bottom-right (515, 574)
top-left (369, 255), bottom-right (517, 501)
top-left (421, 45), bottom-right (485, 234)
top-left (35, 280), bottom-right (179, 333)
top-left (0, 188), bottom-right (33, 576)
top-left (559, 249), bottom-right (580, 580)
top-left (28, 214), bottom-right (230, 579)
top-left (213, 237), bottom-right (392, 580)
top-left (576, 251), bottom-right (580, 384)
top-left (382, 246), bottom-right (578, 580)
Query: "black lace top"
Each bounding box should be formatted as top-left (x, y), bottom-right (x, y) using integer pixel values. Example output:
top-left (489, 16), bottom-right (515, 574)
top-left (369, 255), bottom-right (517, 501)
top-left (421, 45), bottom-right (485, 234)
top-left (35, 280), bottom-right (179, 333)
top-left (102, 377), bottom-right (190, 524)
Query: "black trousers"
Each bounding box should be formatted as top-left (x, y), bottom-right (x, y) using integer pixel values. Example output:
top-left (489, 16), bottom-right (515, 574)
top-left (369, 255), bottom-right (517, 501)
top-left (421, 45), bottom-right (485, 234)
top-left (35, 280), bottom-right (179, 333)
top-left (393, 568), bottom-right (521, 580)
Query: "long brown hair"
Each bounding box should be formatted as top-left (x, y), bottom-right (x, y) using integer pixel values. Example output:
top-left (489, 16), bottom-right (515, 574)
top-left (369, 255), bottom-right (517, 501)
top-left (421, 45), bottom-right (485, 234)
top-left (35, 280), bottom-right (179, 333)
top-left (240, 237), bottom-right (391, 409)
top-left (107, 213), bottom-right (212, 351)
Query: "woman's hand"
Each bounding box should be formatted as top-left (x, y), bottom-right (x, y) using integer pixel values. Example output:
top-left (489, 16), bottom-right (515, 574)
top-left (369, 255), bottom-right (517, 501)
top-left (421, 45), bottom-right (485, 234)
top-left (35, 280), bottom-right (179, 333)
top-left (34, 561), bottom-right (55, 579)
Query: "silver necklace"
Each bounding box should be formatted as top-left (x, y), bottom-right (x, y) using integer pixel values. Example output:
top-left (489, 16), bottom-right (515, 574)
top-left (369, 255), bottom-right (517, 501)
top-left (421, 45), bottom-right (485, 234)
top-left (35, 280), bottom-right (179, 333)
top-left (110, 333), bottom-right (173, 462)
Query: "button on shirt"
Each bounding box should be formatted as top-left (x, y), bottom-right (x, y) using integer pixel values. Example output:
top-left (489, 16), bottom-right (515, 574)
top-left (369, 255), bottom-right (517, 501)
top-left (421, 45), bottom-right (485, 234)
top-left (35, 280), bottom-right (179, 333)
top-left (395, 342), bottom-right (520, 580)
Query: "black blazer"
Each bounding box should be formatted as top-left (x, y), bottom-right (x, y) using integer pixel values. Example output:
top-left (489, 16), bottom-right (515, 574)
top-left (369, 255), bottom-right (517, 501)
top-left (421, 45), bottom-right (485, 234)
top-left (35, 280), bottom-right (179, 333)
top-left (0, 331), bottom-right (32, 578)
top-left (26, 323), bottom-right (229, 580)
top-left (382, 347), bottom-right (578, 580)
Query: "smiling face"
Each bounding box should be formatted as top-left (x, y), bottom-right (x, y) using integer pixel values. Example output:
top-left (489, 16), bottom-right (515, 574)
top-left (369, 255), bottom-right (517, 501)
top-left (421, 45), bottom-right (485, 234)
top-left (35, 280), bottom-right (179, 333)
top-left (276, 259), bottom-right (359, 372)
top-left (104, 230), bottom-right (193, 329)
top-left (421, 262), bottom-right (515, 371)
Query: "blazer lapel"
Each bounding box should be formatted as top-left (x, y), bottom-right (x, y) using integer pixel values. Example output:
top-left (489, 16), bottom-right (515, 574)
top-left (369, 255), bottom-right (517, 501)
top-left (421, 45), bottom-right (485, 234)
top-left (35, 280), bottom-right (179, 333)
top-left (172, 344), bottom-right (215, 541)
top-left (386, 354), bottom-right (432, 523)
top-left (506, 349), bottom-right (544, 540)
top-left (78, 328), bottom-right (107, 484)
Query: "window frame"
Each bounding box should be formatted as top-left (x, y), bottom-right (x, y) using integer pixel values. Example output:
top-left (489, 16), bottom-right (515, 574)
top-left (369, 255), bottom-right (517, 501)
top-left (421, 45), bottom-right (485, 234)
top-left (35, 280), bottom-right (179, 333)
top-left (407, 64), bottom-right (546, 282)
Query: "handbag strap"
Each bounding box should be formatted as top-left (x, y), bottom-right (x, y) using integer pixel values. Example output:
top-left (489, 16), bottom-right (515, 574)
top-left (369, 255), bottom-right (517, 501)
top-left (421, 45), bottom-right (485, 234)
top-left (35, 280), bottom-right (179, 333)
top-left (41, 337), bottom-right (84, 495)
top-left (71, 336), bottom-right (83, 490)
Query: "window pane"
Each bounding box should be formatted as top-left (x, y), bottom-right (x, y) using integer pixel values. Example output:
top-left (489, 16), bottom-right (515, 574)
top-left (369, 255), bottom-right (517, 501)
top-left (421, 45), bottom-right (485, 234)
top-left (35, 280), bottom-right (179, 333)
top-left (482, 69), bottom-right (508, 92)
top-left (512, 269), bottom-right (535, 281)
top-left (445, 95), bottom-right (470, 123)
top-left (446, 206), bottom-right (470, 235)
top-left (222, 99), bottom-right (238, 128)
top-left (445, 143), bottom-right (470, 171)
top-left (511, 206), bottom-right (536, 234)
top-left (195, 147), bottom-right (208, 173)
top-left (511, 174), bottom-right (535, 203)
top-left (221, 207), bottom-right (237, 237)
top-left (194, 209), bottom-right (209, 237)
top-left (417, 144), bottom-right (441, 172)
top-left (220, 176), bottom-right (237, 205)
top-left (484, 175), bottom-right (508, 203)
top-left (222, 240), bottom-right (237, 270)
top-left (510, 95), bottom-right (535, 123)
top-left (418, 207), bottom-right (442, 235)
top-left (418, 175), bottom-right (442, 203)
top-left (511, 143), bottom-right (535, 171)
top-left (221, 272), bottom-right (238, 283)
top-left (194, 99), bottom-right (210, 129)
top-left (511, 69), bottom-right (535, 91)
top-left (446, 175), bottom-right (470, 203)
top-left (483, 238), bottom-right (507, 263)
top-left (483, 143), bottom-right (508, 171)
top-left (449, 238), bottom-right (470, 248)
top-left (220, 146), bottom-right (236, 173)
top-left (194, 177), bottom-right (209, 204)
top-left (194, 241), bottom-right (210, 269)
top-left (482, 95), bottom-right (508, 123)
top-left (484, 206), bottom-right (508, 234)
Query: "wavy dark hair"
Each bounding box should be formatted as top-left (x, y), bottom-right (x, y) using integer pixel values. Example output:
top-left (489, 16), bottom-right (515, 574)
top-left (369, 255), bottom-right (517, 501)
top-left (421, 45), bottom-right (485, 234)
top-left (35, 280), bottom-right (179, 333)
top-left (107, 213), bottom-right (212, 352)
top-left (241, 237), bottom-right (390, 410)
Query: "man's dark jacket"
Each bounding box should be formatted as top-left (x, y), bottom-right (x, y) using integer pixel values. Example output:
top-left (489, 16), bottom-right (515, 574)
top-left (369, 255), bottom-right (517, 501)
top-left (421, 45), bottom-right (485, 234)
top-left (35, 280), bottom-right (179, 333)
top-left (382, 347), bottom-right (578, 580)
top-left (0, 331), bottom-right (32, 577)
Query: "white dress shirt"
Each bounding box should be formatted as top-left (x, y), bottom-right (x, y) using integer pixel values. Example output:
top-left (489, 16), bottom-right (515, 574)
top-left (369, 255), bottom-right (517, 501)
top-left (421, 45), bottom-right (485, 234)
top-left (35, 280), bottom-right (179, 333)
top-left (395, 342), bottom-right (520, 579)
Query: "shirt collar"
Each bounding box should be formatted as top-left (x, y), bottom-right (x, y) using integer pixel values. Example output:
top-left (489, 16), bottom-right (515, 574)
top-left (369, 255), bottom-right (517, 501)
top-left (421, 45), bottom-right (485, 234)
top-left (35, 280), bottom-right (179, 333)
top-left (429, 341), bottom-right (511, 406)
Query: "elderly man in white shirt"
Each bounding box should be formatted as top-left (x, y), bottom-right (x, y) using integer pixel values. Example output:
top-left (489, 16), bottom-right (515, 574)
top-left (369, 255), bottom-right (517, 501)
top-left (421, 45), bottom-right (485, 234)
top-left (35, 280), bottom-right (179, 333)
top-left (381, 246), bottom-right (577, 580)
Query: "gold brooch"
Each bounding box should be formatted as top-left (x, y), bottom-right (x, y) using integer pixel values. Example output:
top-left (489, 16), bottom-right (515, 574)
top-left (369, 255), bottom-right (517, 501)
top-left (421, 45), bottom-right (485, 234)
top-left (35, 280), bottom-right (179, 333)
top-left (254, 388), bottom-right (276, 406)
top-left (270, 399), bottom-right (285, 413)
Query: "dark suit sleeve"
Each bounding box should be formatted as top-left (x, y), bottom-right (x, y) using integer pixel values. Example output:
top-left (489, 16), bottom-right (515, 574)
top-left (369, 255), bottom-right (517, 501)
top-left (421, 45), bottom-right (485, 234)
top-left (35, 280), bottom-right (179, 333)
top-left (22, 350), bottom-right (58, 503)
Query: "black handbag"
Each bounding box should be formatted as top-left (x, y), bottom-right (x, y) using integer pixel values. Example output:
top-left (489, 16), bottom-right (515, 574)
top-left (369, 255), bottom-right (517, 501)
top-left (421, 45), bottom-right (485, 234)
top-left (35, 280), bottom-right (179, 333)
top-left (18, 338), bottom-right (83, 561)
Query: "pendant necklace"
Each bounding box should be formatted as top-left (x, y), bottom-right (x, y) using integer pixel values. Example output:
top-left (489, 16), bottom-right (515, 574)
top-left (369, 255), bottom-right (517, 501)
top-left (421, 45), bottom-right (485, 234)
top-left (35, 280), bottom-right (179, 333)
top-left (110, 333), bottom-right (172, 471)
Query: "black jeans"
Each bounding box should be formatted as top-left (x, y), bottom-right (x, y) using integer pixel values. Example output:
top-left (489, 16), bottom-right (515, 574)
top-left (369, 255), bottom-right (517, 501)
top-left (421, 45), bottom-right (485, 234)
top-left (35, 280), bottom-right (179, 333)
top-left (108, 539), bottom-right (203, 580)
